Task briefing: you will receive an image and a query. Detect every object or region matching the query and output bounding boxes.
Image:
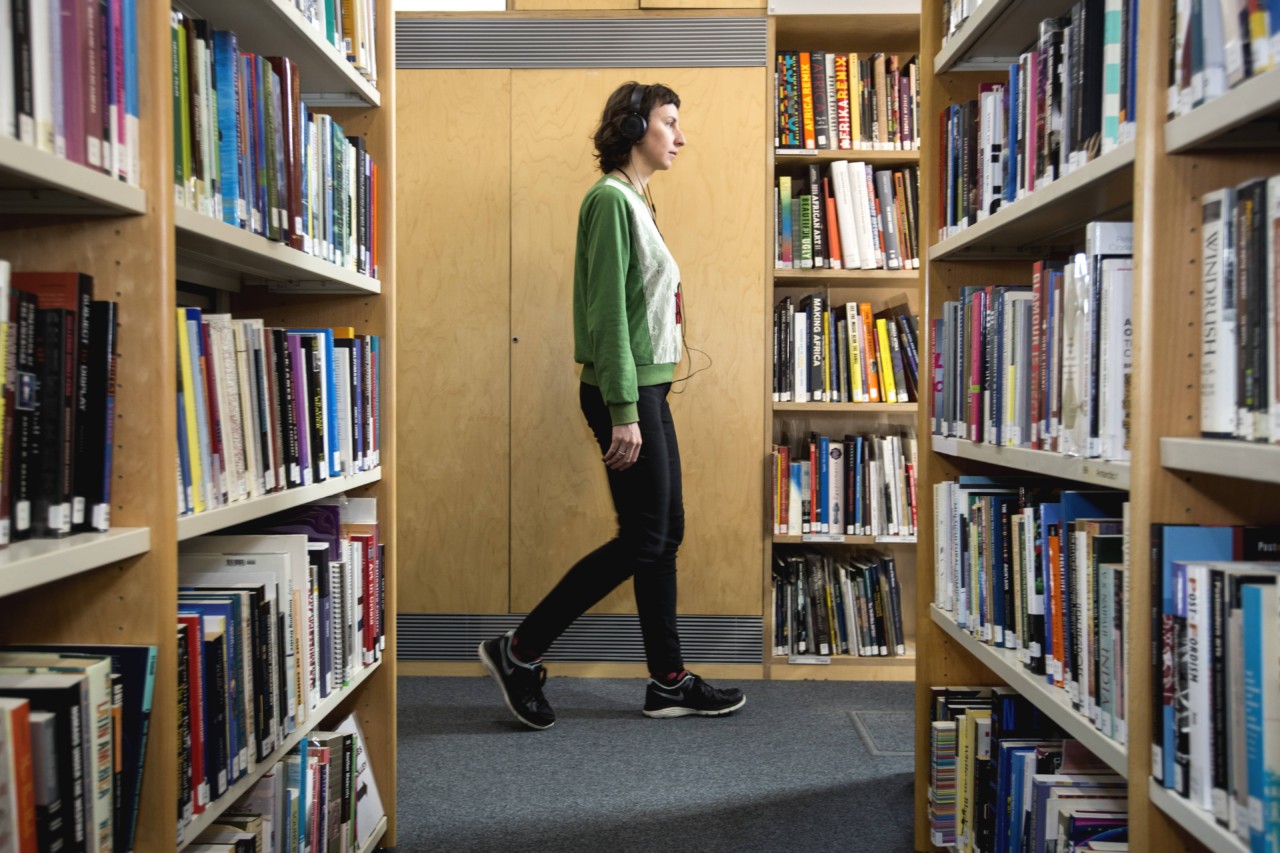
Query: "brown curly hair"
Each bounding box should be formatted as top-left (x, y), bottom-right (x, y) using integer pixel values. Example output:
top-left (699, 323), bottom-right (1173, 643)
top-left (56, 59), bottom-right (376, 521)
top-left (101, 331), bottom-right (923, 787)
top-left (593, 81), bottom-right (681, 175)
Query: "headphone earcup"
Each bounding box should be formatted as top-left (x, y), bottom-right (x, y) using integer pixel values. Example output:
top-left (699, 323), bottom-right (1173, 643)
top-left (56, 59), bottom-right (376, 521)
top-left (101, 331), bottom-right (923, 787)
top-left (620, 112), bottom-right (647, 143)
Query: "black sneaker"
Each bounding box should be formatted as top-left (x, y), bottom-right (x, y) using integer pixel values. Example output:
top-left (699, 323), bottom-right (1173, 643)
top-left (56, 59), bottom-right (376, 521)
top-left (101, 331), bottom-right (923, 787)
top-left (478, 631), bottom-right (556, 730)
top-left (642, 673), bottom-right (746, 718)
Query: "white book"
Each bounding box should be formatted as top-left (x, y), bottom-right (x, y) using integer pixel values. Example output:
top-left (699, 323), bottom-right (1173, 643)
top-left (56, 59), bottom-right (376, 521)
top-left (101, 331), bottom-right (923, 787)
top-left (1059, 255), bottom-right (1090, 457)
top-left (202, 316), bottom-right (235, 504)
top-left (1175, 0), bottom-right (1192, 116)
top-left (230, 321), bottom-right (264, 498)
top-left (1224, 0), bottom-right (1250, 86)
top-left (0, 0), bottom-right (12, 138)
top-left (1268, 176), bottom-right (1280, 444)
top-left (1098, 259), bottom-right (1133, 461)
top-left (1201, 188), bottom-right (1239, 438)
top-left (1184, 562), bottom-right (1215, 812)
top-left (29, 0), bottom-right (52, 150)
top-left (826, 441), bottom-right (843, 539)
top-left (1201, 0), bottom-right (1230, 99)
top-left (824, 53), bottom-right (838, 151)
top-left (794, 310), bottom-right (808, 403)
top-left (48, 0), bottom-right (63, 158)
top-left (853, 163), bottom-right (880, 269)
top-left (828, 161), bottom-right (863, 270)
top-left (205, 315), bottom-right (248, 502)
top-left (334, 345), bottom-right (354, 475)
top-left (247, 321), bottom-right (280, 490)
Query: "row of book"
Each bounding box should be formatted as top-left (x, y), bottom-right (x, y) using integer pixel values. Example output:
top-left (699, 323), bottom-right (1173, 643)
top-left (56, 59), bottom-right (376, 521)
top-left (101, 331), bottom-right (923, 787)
top-left (0, 263), bottom-right (119, 544)
top-left (1150, 523), bottom-right (1280, 849)
top-left (933, 481), bottom-right (1131, 747)
top-left (1169, 0), bottom-right (1280, 118)
top-left (929, 685), bottom-right (1129, 852)
top-left (775, 163), bottom-right (920, 271)
top-left (289, 0), bottom-right (378, 86)
top-left (930, 222), bottom-right (1134, 462)
top-left (771, 428), bottom-right (918, 538)
top-left (774, 51), bottom-right (918, 151)
top-left (175, 307), bottom-right (382, 518)
top-left (0, 0), bottom-right (140, 184)
top-left (771, 549), bottom-right (907, 658)
top-left (0, 644), bottom-right (158, 853)
top-left (177, 497), bottom-right (386, 843)
top-left (938, 2), bottom-right (1140, 240)
top-left (1198, 176), bottom-right (1280, 443)
top-left (184, 713), bottom-right (384, 853)
top-left (773, 292), bottom-right (919, 404)
top-left (172, 12), bottom-right (380, 278)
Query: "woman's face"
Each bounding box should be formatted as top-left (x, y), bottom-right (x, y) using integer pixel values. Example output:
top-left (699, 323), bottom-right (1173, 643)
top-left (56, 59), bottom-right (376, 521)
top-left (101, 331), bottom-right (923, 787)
top-left (633, 103), bottom-right (686, 173)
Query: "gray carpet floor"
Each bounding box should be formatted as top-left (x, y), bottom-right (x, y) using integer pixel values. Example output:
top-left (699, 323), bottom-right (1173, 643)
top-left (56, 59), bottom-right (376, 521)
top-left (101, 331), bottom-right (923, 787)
top-left (394, 675), bottom-right (917, 852)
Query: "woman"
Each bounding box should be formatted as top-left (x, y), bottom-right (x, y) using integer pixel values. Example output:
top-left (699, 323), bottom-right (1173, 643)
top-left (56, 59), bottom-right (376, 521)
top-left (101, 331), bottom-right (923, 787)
top-left (479, 81), bottom-right (746, 730)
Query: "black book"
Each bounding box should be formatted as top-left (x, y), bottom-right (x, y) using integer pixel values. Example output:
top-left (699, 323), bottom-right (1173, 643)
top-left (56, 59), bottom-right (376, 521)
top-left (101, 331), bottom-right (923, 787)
top-left (799, 293), bottom-right (825, 402)
top-left (177, 624), bottom-right (192, 827)
top-left (0, 674), bottom-right (88, 852)
top-left (201, 619), bottom-right (230, 801)
top-left (1080, 0), bottom-right (1106, 156)
top-left (12, 0), bottom-right (33, 142)
top-left (75, 301), bottom-right (117, 532)
top-left (10, 291), bottom-right (36, 541)
top-left (808, 164), bottom-right (825, 268)
top-left (1236, 179), bottom-right (1268, 440)
top-left (300, 334), bottom-right (327, 484)
top-left (271, 328), bottom-right (301, 488)
top-left (810, 52), bottom-right (830, 149)
top-left (805, 553), bottom-right (832, 655)
top-left (27, 710), bottom-right (65, 852)
top-left (249, 331), bottom-right (273, 491)
top-left (347, 137), bottom-right (369, 275)
top-left (884, 554), bottom-right (907, 655)
top-left (31, 308), bottom-right (69, 537)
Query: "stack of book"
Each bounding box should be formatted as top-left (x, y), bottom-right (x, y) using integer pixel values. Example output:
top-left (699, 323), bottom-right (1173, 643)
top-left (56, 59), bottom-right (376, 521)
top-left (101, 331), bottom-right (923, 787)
top-left (938, 2), bottom-right (1140, 240)
top-left (174, 308), bottom-right (382, 517)
top-left (771, 428), bottom-right (918, 538)
top-left (188, 712), bottom-right (385, 853)
top-left (292, 0), bottom-right (378, 85)
top-left (0, 263), bottom-right (120, 544)
top-left (171, 11), bottom-right (381, 277)
top-left (928, 685), bottom-right (1129, 852)
top-left (1169, 1), bottom-right (1280, 117)
top-left (1149, 523), bottom-right (1280, 847)
top-left (0, 645), bottom-right (158, 853)
top-left (771, 548), bottom-right (907, 658)
top-left (774, 51), bottom-right (918, 151)
top-left (775, 164), bottom-right (920, 271)
top-left (1198, 175), bottom-right (1280, 443)
top-left (773, 293), bottom-right (919, 404)
top-left (930, 222), bottom-right (1133, 462)
top-left (933, 481), bottom-right (1131, 746)
top-left (0, 0), bottom-right (141, 183)
top-left (176, 496), bottom-right (386, 841)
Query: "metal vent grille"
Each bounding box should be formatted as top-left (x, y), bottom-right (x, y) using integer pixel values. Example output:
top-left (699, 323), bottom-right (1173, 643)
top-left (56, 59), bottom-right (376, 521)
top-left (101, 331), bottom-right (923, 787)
top-left (398, 613), bottom-right (763, 663)
top-left (395, 17), bottom-right (768, 68)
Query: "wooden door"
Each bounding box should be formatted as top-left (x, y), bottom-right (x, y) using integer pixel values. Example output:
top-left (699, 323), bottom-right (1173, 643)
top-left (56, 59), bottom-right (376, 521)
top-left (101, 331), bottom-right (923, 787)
top-left (396, 69), bottom-right (513, 614)
top-left (509, 67), bottom-right (768, 617)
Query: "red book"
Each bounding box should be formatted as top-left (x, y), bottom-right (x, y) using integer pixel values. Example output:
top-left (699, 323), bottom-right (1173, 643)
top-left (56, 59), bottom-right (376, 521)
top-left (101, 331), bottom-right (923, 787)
top-left (266, 57), bottom-right (303, 251)
top-left (60, 0), bottom-right (87, 166)
top-left (177, 612), bottom-right (207, 814)
top-left (967, 288), bottom-right (986, 442)
top-left (0, 698), bottom-right (37, 852)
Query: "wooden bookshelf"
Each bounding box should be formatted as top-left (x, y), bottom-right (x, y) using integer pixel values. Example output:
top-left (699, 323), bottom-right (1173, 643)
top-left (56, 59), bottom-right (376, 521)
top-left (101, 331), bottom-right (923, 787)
top-left (914, 0), bottom-right (1280, 850)
top-left (766, 12), bottom-right (921, 683)
top-left (177, 469), bottom-right (383, 541)
top-left (0, 1), bottom-right (396, 850)
top-left (0, 134), bottom-right (148, 215)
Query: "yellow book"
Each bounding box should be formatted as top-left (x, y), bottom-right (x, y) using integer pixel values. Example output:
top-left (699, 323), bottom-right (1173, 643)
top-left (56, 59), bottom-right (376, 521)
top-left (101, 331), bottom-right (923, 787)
top-left (876, 318), bottom-right (897, 403)
top-left (957, 708), bottom-right (991, 852)
top-left (849, 54), bottom-right (862, 149)
top-left (822, 309), bottom-right (832, 401)
top-left (177, 309), bottom-right (205, 514)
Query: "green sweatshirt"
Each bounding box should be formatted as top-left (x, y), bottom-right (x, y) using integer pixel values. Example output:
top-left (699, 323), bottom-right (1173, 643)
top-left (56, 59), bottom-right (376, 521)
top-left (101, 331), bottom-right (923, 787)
top-left (574, 175), bottom-right (682, 425)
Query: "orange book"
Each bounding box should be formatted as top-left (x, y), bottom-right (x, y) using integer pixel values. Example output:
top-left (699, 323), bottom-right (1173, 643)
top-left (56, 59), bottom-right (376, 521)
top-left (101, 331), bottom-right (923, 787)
top-left (1, 699), bottom-right (37, 853)
top-left (858, 302), bottom-right (881, 402)
top-left (874, 53), bottom-right (889, 147)
top-left (799, 52), bottom-right (816, 149)
top-left (1047, 529), bottom-right (1065, 685)
top-left (777, 445), bottom-right (790, 534)
top-left (823, 178), bottom-right (842, 269)
top-left (833, 54), bottom-right (853, 149)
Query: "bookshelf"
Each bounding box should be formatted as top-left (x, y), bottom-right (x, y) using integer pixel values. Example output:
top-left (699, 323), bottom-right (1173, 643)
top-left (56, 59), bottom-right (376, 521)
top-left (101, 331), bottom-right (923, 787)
top-left (177, 469), bottom-right (383, 541)
top-left (766, 12), bottom-right (921, 680)
top-left (0, 0), bottom-right (396, 851)
top-left (914, 0), bottom-right (1280, 850)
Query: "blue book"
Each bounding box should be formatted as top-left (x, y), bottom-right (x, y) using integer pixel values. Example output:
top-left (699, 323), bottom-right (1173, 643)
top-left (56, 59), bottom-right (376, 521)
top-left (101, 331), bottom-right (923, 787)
top-left (123, 0), bottom-right (138, 182)
top-left (1005, 62), bottom-right (1019, 203)
top-left (179, 596), bottom-right (244, 785)
top-left (185, 309), bottom-right (217, 509)
top-left (352, 336), bottom-right (365, 469)
top-left (1038, 501), bottom-right (1062, 680)
top-left (817, 435), bottom-right (830, 532)
top-left (995, 742), bottom-right (1038, 853)
top-left (177, 391), bottom-right (192, 515)
top-left (254, 56), bottom-right (269, 236)
top-left (1152, 524), bottom-right (1233, 788)
top-left (1242, 582), bottom-right (1278, 853)
top-left (212, 31), bottom-right (242, 227)
top-left (372, 335), bottom-right (382, 461)
top-left (286, 740), bottom-right (309, 853)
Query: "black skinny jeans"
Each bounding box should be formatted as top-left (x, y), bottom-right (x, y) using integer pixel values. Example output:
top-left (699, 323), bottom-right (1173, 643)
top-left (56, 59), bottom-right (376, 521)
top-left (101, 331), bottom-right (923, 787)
top-left (514, 382), bottom-right (685, 675)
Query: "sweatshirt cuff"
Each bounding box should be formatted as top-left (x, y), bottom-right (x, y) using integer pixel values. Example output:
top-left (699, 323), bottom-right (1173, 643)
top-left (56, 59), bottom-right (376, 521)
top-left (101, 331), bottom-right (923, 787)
top-left (609, 402), bottom-right (638, 426)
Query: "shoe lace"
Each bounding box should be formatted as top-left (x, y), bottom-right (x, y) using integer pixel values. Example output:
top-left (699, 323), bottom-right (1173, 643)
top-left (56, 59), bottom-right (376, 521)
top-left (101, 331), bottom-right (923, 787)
top-left (515, 664), bottom-right (549, 703)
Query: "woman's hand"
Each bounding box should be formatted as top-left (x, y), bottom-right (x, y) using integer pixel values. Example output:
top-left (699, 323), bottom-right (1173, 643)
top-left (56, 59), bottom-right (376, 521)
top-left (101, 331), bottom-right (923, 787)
top-left (604, 423), bottom-right (642, 470)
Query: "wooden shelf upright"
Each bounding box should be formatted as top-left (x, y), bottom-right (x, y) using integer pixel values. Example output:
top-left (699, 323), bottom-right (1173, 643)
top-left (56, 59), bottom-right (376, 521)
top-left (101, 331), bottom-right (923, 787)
top-left (0, 0), bottom-right (396, 850)
top-left (765, 12), bottom-right (922, 681)
top-left (913, 1), bottom-right (1280, 851)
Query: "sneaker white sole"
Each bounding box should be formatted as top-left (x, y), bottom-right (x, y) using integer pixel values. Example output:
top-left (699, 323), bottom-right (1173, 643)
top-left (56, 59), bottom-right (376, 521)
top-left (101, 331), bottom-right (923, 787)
top-left (643, 696), bottom-right (746, 718)
top-left (477, 640), bottom-right (555, 731)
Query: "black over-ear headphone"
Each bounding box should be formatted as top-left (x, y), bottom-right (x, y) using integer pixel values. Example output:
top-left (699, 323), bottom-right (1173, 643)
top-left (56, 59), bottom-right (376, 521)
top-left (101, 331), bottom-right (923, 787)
top-left (619, 84), bottom-right (648, 143)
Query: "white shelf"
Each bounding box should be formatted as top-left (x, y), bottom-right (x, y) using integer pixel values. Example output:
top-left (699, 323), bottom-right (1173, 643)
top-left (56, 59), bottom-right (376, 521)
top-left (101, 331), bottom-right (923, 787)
top-left (1161, 437), bottom-right (1280, 484)
top-left (178, 469), bottom-right (382, 541)
top-left (1165, 67), bottom-right (1280, 153)
top-left (179, 658), bottom-right (383, 849)
top-left (935, 0), bottom-right (1077, 74)
top-left (930, 605), bottom-right (1128, 778)
top-left (178, 0), bottom-right (378, 108)
top-left (357, 815), bottom-right (389, 853)
top-left (774, 534), bottom-right (917, 544)
top-left (175, 207), bottom-right (381, 293)
top-left (0, 528), bottom-right (151, 598)
top-left (1148, 779), bottom-right (1248, 853)
top-left (0, 136), bottom-right (147, 215)
top-left (773, 402), bottom-right (918, 413)
top-left (931, 435), bottom-right (1130, 490)
top-left (929, 142), bottom-right (1135, 260)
